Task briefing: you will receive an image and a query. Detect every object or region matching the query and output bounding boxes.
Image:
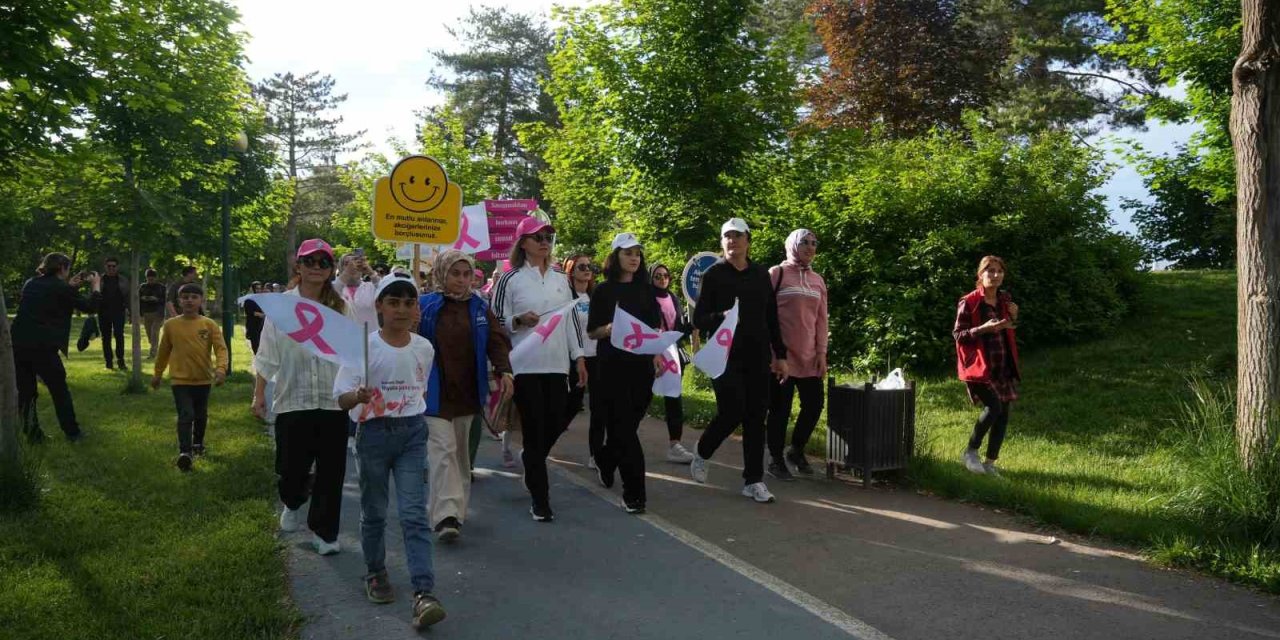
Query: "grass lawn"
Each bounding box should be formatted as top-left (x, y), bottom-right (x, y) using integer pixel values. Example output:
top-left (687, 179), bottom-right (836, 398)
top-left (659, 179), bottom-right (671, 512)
top-left (658, 270), bottom-right (1280, 591)
top-left (0, 327), bottom-right (299, 640)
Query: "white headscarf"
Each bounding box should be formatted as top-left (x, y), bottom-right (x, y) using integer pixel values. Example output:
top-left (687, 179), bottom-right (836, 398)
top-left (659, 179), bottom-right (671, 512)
top-left (783, 229), bottom-right (816, 269)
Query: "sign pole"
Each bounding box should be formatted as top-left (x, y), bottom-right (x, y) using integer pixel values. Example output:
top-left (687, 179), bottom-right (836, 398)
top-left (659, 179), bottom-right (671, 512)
top-left (412, 244), bottom-right (422, 290)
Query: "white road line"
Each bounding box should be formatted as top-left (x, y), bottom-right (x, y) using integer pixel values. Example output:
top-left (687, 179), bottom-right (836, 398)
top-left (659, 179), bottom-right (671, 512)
top-left (551, 463), bottom-right (898, 640)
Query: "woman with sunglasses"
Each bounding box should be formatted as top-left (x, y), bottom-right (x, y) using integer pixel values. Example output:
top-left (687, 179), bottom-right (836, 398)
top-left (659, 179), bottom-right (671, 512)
top-left (253, 239), bottom-right (356, 555)
top-left (764, 230), bottom-right (828, 480)
top-left (586, 233), bottom-right (661, 513)
top-left (491, 218), bottom-right (588, 522)
top-left (649, 263), bottom-right (696, 464)
top-left (561, 254), bottom-right (603, 467)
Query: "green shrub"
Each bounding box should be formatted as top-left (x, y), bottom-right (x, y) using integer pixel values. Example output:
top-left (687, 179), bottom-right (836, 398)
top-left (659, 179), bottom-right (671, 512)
top-left (754, 121), bottom-right (1144, 372)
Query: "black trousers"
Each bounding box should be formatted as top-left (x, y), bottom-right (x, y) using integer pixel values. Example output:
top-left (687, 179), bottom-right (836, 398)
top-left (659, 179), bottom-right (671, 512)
top-left (172, 385), bottom-right (211, 454)
top-left (275, 409), bottom-right (349, 542)
top-left (696, 355), bottom-right (771, 485)
top-left (766, 376), bottom-right (825, 460)
top-left (563, 356), bottom-right (592, 432)
top-left (967, 383), bottom-right (1011, 460)
top-left (596, 359), bottom-right (654, 504)
top-left (99, 311), bottom-right (125, 367)
top-left (14, 347), bottom-right (81, 439)
top-left (513, 373), bottom-right (569, 508)
top-left (585, 357), bottom-right (607, 458)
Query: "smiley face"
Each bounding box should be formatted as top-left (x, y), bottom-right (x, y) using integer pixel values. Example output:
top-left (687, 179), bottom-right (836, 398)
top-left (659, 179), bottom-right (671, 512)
top-left (389, 155), bottom-right (449, 213)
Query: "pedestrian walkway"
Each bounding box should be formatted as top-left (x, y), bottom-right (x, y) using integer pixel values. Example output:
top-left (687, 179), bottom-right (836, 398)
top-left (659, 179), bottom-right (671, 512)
top-left (285, 415), bottom-right (1280, 639)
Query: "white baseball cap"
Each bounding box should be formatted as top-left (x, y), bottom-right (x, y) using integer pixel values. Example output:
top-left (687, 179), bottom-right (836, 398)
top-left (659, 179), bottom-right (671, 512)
top-left (375, 273), bottom-right (417, 300)
top-left (611, 232), bottom-right (642, 250)
top-left (720, 218), bottom-right (750, 236)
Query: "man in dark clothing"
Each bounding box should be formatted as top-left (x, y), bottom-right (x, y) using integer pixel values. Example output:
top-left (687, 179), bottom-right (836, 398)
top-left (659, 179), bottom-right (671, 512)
top-left (689, 218), bottom-right (789, 504)
top-left (243, 281), bottom-right (266, 354)
top-left (12, 253), bottom-right (102, 442)
top-left (98, 257), bottom-right (129, 370)
top-left (139, 268), bottom-right (167, 358)
top-left (167, 265), bottom-right (200, 317)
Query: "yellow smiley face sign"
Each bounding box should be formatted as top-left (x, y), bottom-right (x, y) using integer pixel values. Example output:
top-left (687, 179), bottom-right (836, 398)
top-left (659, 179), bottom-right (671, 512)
top-left (372, 155), bottom-right (462, 244)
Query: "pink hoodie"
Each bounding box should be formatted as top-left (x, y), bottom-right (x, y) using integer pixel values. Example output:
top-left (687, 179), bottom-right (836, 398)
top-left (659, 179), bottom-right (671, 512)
top-left (769, 229), bottom-right (828, 378)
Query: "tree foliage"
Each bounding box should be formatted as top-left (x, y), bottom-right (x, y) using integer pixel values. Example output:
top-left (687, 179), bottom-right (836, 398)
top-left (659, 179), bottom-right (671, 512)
top-left (1123, 148), bottom-right (1234, 269)
top-left (430, 6), bottom-right (556, 199)
top-left (533, 0), bottom-right (799, 258)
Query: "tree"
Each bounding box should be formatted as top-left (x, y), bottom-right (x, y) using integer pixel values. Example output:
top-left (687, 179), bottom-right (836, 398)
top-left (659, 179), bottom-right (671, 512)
top-left (1230, 0), bottom-right (1280, 464)
top-left (806, 0), bottom-right (1007, 136)
top-left (255, 71), bottom-right (363, 277)
top-left (430, 6), bottom-right (556, 199)
top-left (535, 0), bottom-right (798, 257)
top-left (1123, 148), bottom-right (1235, 268)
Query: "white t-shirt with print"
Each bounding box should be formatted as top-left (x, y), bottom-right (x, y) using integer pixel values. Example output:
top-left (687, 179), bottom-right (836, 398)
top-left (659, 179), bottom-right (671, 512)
top-left (333, 331), bottom-right (435, 423)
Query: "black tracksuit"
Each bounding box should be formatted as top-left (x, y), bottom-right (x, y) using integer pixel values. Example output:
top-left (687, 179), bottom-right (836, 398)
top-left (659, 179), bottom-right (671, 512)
top-left (11, 274), bottom-right (101, 439)
top-left (692, 259), bottom-right (786, 485)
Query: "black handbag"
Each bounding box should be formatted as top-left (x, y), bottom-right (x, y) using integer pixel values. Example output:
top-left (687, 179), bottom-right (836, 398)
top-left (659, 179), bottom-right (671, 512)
top-left (75, 316), bottom-right (100, 352)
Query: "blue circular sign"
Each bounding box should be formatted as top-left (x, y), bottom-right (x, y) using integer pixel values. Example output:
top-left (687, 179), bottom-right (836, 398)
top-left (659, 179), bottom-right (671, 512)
top-left (681, 252), bottom-right (720, 306)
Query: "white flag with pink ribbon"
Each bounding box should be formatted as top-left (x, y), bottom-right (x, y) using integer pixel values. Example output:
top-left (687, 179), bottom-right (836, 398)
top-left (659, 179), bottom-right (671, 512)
top-left (692, 299), bottom-right (739, 380)
top-left (508, 300), bottom-right (576, 372)
top-left (240, 293), bottom-right (366, 368)
top-left (609, 305), bottom-right (683, 355)
top-left (652, 344), bottom-right (683, 397)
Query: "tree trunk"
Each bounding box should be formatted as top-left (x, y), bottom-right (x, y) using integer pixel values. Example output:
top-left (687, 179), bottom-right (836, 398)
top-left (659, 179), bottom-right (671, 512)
top-left (129, 250), bottom-right (144, 388)
top-left (0, 287), bottom-right (21, 470)
top-left (1232, 0), bottom-right (1280, 465)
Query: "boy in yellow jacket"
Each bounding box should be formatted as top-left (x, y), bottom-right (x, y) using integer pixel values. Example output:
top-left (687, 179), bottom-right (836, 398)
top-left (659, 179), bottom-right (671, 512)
top-left (152, 283), bottom-right (228, 471)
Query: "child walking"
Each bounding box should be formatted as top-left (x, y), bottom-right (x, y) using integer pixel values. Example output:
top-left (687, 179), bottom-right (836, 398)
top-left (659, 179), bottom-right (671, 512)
top-left (333, 274), bottom-right (446, 630)
top-left (151, 283), bottom-right (228, 471)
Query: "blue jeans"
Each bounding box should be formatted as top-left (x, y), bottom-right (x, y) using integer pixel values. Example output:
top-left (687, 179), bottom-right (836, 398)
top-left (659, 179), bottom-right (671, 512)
top-left (356, 415), bottom-right (434, 594)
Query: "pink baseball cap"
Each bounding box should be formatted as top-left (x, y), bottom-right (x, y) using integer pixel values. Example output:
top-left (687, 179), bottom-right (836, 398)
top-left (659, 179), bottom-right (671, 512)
top-left (296, 238), bottom-right (334, 259)
top-left (515, 216), bottom-right (554, 238)
top-left (499, 259), bottom-right (513, 273)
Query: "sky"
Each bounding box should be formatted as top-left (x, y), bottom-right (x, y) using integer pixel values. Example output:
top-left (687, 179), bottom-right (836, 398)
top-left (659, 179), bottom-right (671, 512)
top-left (231, 0), bottom-right (1198, 236)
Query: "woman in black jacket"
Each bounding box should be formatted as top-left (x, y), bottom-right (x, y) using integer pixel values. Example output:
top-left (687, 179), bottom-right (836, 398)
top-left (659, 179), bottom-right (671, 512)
top-left (587, 233), bottom-right (662, 514)
top-left (650, 263), bottom-right (696, 463)
top-left (12, 253), bottom-right (102, 442)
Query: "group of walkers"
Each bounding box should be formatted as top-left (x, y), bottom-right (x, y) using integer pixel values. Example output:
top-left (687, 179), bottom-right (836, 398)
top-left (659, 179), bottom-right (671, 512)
top-left (9, 213), bottom-right (1021, 633)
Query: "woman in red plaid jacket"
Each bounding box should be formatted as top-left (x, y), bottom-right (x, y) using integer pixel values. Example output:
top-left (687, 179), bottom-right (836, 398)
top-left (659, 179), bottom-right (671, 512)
top-left (952, 255), bottom-right (1020, 477)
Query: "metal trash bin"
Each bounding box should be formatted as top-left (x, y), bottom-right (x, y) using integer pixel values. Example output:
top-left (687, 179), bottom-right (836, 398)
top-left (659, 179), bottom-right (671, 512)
top-left (825, 378), bottom-right (916, 487)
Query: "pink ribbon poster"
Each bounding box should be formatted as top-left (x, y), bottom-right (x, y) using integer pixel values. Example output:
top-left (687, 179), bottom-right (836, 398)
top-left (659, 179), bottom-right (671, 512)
top-left (478, 199), bottom-right (539, 262)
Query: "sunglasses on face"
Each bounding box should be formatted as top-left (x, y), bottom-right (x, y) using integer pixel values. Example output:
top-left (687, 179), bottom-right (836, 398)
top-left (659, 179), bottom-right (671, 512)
top-left (574, 263), bottom-right (600, 273)
top-left (527, 233), bottom-right (555, 244)
top-left (653, 272), bottom-right (671, 280)
top-left (299, 255), bottom-right (334, 269)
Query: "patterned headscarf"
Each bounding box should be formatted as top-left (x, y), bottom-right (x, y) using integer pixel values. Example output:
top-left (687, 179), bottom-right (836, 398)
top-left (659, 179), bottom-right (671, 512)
top-left (784, 229), bottom-right (817, 269)
top-left (433, 249), bottom-right (476, 301)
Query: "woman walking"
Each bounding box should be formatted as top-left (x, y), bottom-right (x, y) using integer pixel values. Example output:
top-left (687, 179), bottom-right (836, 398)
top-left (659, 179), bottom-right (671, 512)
top-left (764, 229), bottom-right (828, 479)
top-left (491, 217), bottom-right (588, 522)
top-left (12, 253), bottom-right (101, 443)
top-left (587, 233), bottom-right (660, 513)
top-left (560, 254), bottom-right (603, 467)
top-left (649, 263), bottom-right (696, 464)
top-left (953, 255), bottom-right (1021, 477)
top-left (417, 250), bottom-right (513, 542)
top-left (253, 239), bottom-right (354, 554)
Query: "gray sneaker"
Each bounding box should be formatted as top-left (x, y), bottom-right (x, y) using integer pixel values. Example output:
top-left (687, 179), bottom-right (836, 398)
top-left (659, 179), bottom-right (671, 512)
top-left (690, 452), bottom-right (709, 483)
top-left (741, 482), bottom-right (776, 503)
top-left (963, 448), bottom-right (986, 475)
top-left (365, 571), bottom-right (395, 604)
top-left (667, 442), bottom-right (695, 463)
top-left (982, 461), bottom-right (1002, 478)
top-left (411, 592), bottom-right (447, 629)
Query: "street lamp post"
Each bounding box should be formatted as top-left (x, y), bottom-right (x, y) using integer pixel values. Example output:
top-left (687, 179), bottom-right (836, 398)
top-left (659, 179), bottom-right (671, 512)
top-left (222, 130), bottom-right (249, 372)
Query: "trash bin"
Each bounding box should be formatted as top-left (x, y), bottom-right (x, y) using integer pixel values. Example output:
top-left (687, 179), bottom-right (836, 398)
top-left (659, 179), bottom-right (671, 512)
top-left (825, 378), bottom-right (916, 487)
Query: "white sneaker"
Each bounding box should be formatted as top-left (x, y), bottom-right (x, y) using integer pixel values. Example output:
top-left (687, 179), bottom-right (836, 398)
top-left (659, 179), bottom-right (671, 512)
top-left (666, 442), bottom-right (695, 464)
top-left (587, 456), bottom-right (597, 470)
top-left (963, 448), bottom-right (986, 475)
top-left (347, 436), bottom-right (357, 455)
top-left (313, 534), bottom-right (341, 556)
top-left (742, 482), bottom-right (776, 503)
top-left (690, 452), bottom-right (709, 484)
top-left (982, 461), bottom-right (1002, 478)
top-left (279, 506), bottom-right (303, 532)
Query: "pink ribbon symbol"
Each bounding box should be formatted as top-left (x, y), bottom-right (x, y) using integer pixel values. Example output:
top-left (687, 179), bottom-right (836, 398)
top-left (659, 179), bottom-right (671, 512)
top-left (657, 354), bottom-right (679, 375)
top-left (453, 212), bottom-right (481, 250)
top-left (622, 322), bottom-right (659, 351)
top-left (287, 301), bottom-right (337, 355)
top-left (533, 313), bottom-right (563, 342)
top-left (715, 328), bottom-right (734, 352)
